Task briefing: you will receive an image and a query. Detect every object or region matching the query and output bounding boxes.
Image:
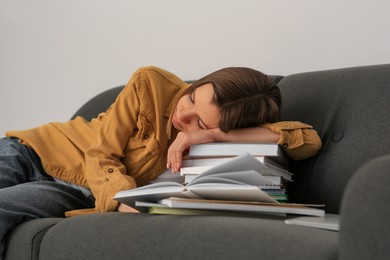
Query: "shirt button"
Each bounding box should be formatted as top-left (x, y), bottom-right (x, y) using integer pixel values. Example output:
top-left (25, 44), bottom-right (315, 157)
top-left (143, 134), bottom-right (149, 140)
top-left (107, 168), bottom-right (114, 173)
top-left (282, 143), bottom-right (288, 149)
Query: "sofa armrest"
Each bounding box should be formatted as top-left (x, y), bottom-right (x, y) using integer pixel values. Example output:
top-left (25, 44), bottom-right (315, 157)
top-left (339, 155), bottom-right (390, 260)
top-left (4, 218), bottom-right (62, 260)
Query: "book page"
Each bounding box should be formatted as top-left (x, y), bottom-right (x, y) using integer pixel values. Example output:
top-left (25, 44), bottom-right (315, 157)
top-left (189, 153), bottom-right (267, 183)
top-left (189, 170), bottom-right (274, 186)
top-left (189, 176), bottom-right (250, 186)
top-left (188, 184), bottom-right (278, 203)
top-left (127, 181), bottom-right (184, 191)
top-left (114, 182), bottom-right (187, 204)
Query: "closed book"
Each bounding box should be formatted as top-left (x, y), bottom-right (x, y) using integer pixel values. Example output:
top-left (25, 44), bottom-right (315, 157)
top-left (182, 156), bottom-right (266, 167)
top-left (188, 142), bottom-right (288, 166)
top-left (158, 197), bottom-right (325, 217)
top-left (188, 142), bottom-right (282, 157)
top-left (146, 206), bottom-right (285, 217)
top-left (148, 206), bottom-right (266, 217)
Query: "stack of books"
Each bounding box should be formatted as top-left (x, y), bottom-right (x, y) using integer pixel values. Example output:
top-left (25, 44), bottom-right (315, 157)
top-left (181, 142), bottom-right (292, 200)
top-left (114, 142), bottom-right (325, 217)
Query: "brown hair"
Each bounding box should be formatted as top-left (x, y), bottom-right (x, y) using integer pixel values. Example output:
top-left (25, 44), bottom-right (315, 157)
top-left (183, 67), bottom-right (281, 132)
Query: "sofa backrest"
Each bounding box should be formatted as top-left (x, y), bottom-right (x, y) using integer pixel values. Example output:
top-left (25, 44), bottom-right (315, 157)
top-left (278, 64), bottom-right (390, 213)
top-left (71, 86), bottom-right (125, 121)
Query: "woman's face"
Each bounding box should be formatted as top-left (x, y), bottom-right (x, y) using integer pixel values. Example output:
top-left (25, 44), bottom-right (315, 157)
top-left (173, 83), bottom-right (220, 132)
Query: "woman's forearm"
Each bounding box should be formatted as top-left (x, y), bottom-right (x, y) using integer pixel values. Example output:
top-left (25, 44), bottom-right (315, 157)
top-left (213, 127), bottom-right (280, 143)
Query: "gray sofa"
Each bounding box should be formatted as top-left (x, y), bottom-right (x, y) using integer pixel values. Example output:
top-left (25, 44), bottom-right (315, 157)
top-left (4, 64), bottom-right (390, 260)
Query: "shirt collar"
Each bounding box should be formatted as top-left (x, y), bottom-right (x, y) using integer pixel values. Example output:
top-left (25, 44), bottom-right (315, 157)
top-left (165, 84), bottom-right (190, 139)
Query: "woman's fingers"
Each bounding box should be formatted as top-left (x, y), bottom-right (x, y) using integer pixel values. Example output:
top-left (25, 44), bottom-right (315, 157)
top-left (167, 130), bottom-right (217, 173)
top-left (168, 147), bottom-right (183, 173)
top-left (167, 132), bottom-right (188, 173)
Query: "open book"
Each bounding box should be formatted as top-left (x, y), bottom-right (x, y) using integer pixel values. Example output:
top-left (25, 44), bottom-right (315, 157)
top-left (114, 153), bottom-right (281, 206)
top-left (180, 164), bottom-right (292, 183)
top-left (135, 198), bottom-right (325, 217)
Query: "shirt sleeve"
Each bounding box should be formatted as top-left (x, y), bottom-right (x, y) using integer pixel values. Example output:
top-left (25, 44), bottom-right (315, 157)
top-left (263, 121), bottom-right (322, 160)
top-left (85, 69), bottom-right (144, 213)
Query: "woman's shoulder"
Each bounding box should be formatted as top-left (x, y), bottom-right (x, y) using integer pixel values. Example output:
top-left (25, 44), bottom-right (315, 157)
top-left (135, 66), bottom-right (171, 75)
top-left (135, 66), bottom-right (187, 86)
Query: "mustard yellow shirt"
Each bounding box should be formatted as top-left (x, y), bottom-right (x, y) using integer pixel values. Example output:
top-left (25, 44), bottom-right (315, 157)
top-left (6, 66), bottom-right (321, 214)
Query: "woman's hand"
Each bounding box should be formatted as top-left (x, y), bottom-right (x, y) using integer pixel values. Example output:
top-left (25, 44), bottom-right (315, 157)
top-left (117, 203), bottom-right (140, 213)
top-left (167, 129), bottom-right (221, 173)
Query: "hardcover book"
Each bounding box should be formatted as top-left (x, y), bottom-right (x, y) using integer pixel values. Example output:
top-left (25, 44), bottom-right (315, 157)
top-left (135, 198), bottom-right (325, 217)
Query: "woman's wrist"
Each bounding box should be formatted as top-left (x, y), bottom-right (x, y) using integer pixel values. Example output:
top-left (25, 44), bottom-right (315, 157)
top-left (208, 128), bottom-right (227, 142)
top-left (117, 203), bottom-right (140, 213)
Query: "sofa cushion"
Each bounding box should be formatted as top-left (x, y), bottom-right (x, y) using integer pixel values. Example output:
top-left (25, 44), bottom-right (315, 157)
top-left (278, 64), bottom-right (390, 213)
top-left (39, 213), bottom-right (337, 260)
top-left (340, 155), bottom-right (390, 260)
top-left (4, 218), bottom-right (62, 260)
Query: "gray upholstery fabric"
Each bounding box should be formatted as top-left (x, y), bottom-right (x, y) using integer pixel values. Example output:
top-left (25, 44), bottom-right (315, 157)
top-left (4, 218), bottom-right (62, 260)
top-left (39, 213), bottom-right (338, 260)
top-left (278, 64), bottom-right (390, 213)
top-left (339, 155), bottom-right (390, 260)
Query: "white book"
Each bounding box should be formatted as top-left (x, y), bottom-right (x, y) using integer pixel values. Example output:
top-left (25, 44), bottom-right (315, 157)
top-left (157, 197), bottom-right (325, 217)
top-left (182, 156), bottom-right (266, 167)
top-left (135, 201), bottom-right (281, 217)
top-left (188, 142), bottom-right (283, 158)
top-left (114, 153), bottom-right (281, 206)
top-left (284, 214), bottom-right (339, 231)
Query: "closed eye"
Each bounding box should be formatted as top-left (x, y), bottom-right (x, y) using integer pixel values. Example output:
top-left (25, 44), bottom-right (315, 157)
top-left (189, 88), bottom-right (208, 130)
top-left (198, 119), bottom-right (207, 129)
top-left (189, 89), bottom-right (195, 103)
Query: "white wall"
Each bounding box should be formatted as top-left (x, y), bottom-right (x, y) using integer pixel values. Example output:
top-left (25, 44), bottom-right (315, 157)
top-left (1, 0), bottom-right (390, 136)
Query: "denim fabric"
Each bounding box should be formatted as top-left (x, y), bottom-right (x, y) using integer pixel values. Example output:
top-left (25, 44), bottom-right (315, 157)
top-left (0, 138), bottom-right (95, 260)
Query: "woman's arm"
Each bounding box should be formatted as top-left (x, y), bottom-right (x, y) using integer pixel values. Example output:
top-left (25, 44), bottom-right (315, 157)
top-left (262, 121), bottom-right (322, 160)
top-left (117, 203), bottom-right (141, 213)
top-left (85, 75), bottom-right (140, 213)
top-left (167, 121), bottom-right (322, 172)
top-left (167, 126), bottom-right (280, 173)
top-left (215, 126), bottom-right (280, 143)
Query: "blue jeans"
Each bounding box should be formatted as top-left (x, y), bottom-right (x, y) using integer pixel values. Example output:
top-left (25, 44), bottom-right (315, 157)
top-left (0, 138), bottom-right (95, 259)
